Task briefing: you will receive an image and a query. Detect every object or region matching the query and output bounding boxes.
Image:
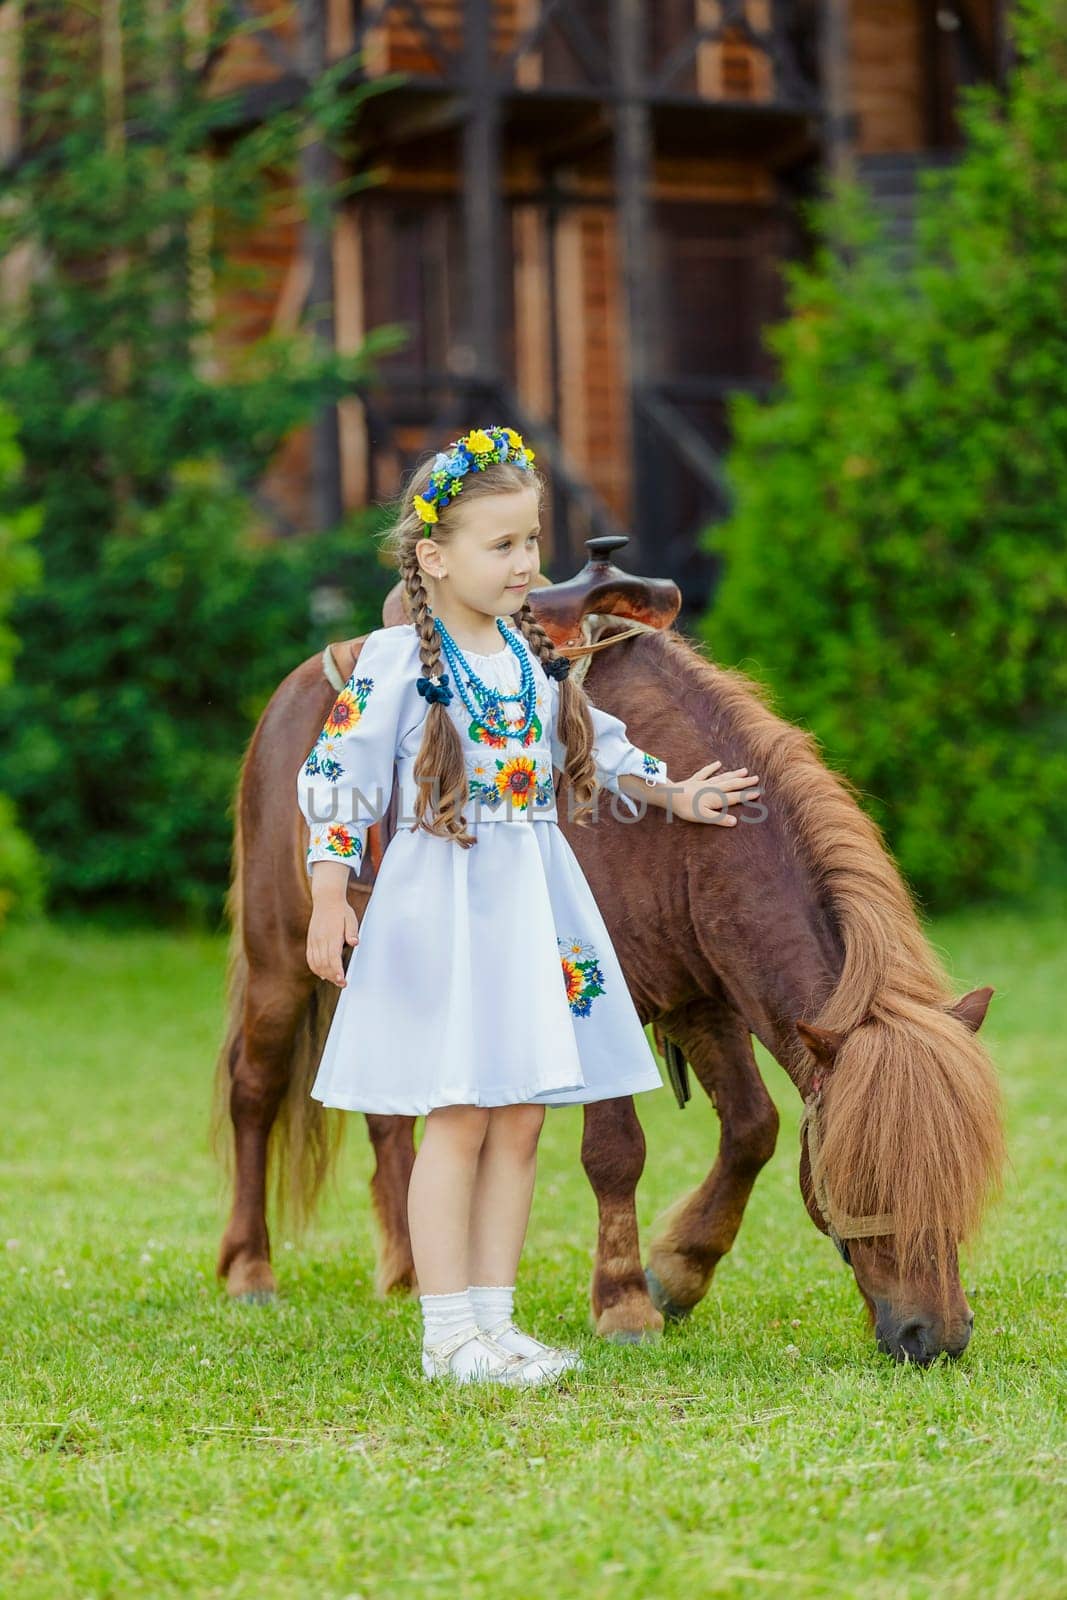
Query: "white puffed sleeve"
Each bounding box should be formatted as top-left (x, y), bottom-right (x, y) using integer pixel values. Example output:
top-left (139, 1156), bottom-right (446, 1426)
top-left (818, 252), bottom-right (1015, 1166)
top-left (547, 673), bottom-right (670, 819)
top-left (296, 628), bottom-right (419, 878)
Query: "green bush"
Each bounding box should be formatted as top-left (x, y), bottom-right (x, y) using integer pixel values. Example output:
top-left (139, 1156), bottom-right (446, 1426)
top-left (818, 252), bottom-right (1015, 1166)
top-left (700, 0), bottom-right (1067, 911)
top-left (0, 461), bottom-right (391, 922)
top-left (0, 409), bottom-right (43, 924)
top-left (0, 6), bottom-right (408, 923)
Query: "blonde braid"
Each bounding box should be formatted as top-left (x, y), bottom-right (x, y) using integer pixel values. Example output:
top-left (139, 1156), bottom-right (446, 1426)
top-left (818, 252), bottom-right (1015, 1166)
top-left (400, 552), bottom-right (476, 848)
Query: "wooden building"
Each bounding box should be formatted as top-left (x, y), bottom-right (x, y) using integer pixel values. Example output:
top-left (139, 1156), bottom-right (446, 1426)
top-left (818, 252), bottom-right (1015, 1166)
top-left (5, 3), bottom-right (1010, 617)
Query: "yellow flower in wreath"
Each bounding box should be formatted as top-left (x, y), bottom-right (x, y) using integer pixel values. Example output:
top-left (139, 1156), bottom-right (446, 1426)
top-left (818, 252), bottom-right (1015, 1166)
top-left (413, 494), bottom-right (439, 524)
top-left (465, 428), bottom-right (495, 456)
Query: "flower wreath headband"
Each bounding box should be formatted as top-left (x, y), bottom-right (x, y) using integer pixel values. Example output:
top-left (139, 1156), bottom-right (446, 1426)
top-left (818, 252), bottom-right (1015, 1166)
top-left (411, 424), bottom-right (536, 526)
top-left (411, 424), bottom-right (571, 703)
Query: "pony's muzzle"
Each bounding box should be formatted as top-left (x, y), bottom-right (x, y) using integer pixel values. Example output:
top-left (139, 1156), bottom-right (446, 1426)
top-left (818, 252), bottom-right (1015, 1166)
top-left (874, 1305), bottom-right (974, 1365)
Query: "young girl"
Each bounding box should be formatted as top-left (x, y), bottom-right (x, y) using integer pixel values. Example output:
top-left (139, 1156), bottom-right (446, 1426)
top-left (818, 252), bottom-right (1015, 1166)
top-left (296, 425), bottom-right (759, 1387)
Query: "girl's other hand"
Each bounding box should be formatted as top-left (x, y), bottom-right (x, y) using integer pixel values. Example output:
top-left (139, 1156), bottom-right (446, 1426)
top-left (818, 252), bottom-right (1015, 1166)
top-left (306, 898), bottom-right (361, 986)
top-left (676, 760), bottom-right (761, 826)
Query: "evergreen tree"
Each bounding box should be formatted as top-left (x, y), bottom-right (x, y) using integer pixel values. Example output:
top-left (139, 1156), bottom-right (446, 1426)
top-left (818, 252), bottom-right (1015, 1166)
top-left (702, 0), bottom-right (1067, 910)
top-left (0, 4), bottom-right (407, 920)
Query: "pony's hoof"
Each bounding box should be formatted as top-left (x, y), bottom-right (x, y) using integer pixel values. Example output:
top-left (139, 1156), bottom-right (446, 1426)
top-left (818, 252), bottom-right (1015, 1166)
top-left (223, 1255), bottom-right (277, 1301)
top-left (375, 1272), bottom-right (418, 1298)
top-left (644, 1266), bottom-right (693, 1323)
top-left (603, 1326), bottom-right (662, 1346)
top-left (592, 1292), bottom-right (665, 1342)
top-left (374, 1252), bottom-right (419, 1297)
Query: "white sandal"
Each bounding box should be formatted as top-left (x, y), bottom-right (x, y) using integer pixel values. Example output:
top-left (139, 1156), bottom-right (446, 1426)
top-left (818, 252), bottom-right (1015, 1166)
top-left (421, 1324), bottom-right (563, 1386)
top-left (482, 1318), bottom-right (584, 1375)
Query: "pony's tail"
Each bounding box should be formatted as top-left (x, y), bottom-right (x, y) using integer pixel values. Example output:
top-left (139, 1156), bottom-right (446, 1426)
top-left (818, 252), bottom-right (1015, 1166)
top-left (210, 774), bottom-right (347, 1253)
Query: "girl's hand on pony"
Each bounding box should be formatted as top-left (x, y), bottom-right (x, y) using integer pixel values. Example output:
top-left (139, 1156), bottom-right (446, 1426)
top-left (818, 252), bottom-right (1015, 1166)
top-left (674, 760), bottom-right (761, 826)
top-left (306, 894), bottom-right (361, 987)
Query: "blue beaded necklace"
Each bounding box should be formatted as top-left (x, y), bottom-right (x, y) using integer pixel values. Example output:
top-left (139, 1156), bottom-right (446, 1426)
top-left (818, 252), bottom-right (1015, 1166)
top-left (433, 615), bottom-right (538, 740)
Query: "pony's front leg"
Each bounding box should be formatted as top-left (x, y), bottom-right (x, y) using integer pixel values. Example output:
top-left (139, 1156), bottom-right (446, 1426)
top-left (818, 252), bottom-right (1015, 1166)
top-left (645, 1001), bottom-right (778, 1321)
top-left (582, 1096), bottom-right (664, 1343)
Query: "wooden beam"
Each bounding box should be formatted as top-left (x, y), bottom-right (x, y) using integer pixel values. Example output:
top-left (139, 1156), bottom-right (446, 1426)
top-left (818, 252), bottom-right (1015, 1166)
top-left (0, 1), bottom-right (33, 316)
top-left (363, 89), bottom-right (466, 147)
top-left (461, 0), bottom-right (501, 383)
top-left (351, 0), bottom-right (460, 77)
top-left (0, 0), bottom-right (20, 166)
top-left (334, 206), bottom-right (368, 510)
top-left (638, 391), bottom-right (730, 504)
top-left (231, 0), bottom-right (297, 79)
top-left (297, 0), bottom-right (343, 530)
top-left (612, 0), bottom-right (651, 571)
top-left (818, 0), bottom-right (853, 180)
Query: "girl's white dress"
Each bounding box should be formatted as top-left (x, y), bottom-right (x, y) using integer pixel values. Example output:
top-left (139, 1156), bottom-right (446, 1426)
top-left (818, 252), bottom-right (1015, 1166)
top-left (296, 620), bottom-right (672, 1115)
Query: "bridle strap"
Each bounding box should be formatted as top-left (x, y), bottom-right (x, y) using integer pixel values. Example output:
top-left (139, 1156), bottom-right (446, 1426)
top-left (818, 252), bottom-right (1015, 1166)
top-left (800, 1090), bottom-right (895, 1250)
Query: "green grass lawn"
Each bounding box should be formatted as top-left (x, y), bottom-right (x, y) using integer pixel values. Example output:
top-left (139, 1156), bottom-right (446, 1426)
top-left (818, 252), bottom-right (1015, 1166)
top-left (1, 897), bottom-right (1064, 1599)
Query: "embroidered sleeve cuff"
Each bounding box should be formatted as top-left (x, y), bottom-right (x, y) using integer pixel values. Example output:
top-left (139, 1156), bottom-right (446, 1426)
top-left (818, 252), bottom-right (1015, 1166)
top-left (635, 752), bottom-right (669, 788)
top-left (305, 828), bottom-right (366, 879)
top-left (596, 752), bottom-right (670, 817)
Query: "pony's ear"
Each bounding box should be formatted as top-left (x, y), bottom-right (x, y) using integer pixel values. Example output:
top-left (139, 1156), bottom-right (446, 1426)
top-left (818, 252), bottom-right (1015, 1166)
top-left (948, 986), bottom-right (995, 1034)
top-left (795, 1020), bottom-right (846, 1068)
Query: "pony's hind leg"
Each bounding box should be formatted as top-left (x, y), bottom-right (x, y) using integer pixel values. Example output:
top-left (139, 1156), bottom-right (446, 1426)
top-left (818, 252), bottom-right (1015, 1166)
top-left (645, 1000), bottom-right (778, 1322)
top-left (582, 1095), bottom-right (664, 1343)
top-left (365, 1114), bottom-right (418, 1296)
top-left (217, 967), bottom-right (312, 1302)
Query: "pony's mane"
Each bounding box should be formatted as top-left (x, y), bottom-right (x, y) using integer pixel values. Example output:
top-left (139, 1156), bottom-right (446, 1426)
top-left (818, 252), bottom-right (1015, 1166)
top-left (636, 627), bottom-right (1005, 1285)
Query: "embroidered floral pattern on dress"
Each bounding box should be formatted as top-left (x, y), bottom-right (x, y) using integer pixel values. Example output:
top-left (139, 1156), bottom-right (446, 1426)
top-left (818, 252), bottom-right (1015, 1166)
top-left (558, 936), bottom-right (606, 1017)
top-left (303, 744), bottom-right (344, 782)
top-left (309, 823), bottom-right (363, 865)
top-left (302, 676), bottom-right (375, 786)
top-left (497, 754), bottom-right (537, 808)
top-left (640, 751), bottom-right (664, 779)
top-left (468, 754), bottom-right (554, 811)
top-left (468, 708), bottom-right (542, 751)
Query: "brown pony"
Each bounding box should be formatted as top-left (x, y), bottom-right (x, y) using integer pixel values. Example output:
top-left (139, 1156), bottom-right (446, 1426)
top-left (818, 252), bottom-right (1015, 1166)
top-left (211, 612), bottom-right (1004, 1365)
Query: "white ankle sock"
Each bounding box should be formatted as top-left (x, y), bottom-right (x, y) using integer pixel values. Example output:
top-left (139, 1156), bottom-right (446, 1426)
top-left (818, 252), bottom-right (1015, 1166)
top-left (420, 1288), bottom-right (479, 1349)
top-left (419, 1288), bottom-right (520, 1381)
top-left (468, 1282), bottom-right (569, 1363)
top-left (468, 1283), bottom-right (516, 1330)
